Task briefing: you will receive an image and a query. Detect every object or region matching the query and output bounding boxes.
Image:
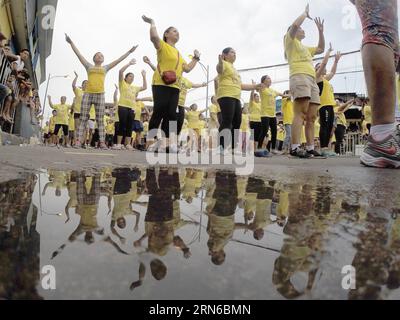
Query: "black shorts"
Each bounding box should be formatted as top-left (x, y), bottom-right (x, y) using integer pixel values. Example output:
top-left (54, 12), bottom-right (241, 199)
top-left (74, 113), bottom-right (81, 120)
top-left (43, 133), bottom-right (50, 140)
top-left (250, 122), bottom-right (262, 142)
top-left (54, 124), bottom-right (69, 137)
top-left (133, 120), bottom-right (144, 133)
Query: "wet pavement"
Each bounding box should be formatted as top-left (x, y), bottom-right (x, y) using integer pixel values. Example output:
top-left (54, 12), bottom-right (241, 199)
top-left (1, 167), bottom-right (400, 300)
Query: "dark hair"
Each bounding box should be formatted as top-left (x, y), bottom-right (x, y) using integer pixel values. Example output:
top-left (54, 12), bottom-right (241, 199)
top-left (125, 72), bottom-right (134, 80)
top-left (222, 47), bottom-right (233, 56)
top-left (261, 75), bottom-right (270, 84)
top-left (163, 27), bottom-right (175, 42)
top-left (20, 49), bottom-right (29, 54)
top-left (93, 52), bottom-right (102, 61)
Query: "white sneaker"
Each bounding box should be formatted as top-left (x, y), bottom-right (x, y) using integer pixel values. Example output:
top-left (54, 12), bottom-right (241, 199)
top-left (112, 144), bottom-right (122, 150)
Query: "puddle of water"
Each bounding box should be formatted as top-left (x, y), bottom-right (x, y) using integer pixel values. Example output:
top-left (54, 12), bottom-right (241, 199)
top-left (1, 167), bottom-right (400, 300)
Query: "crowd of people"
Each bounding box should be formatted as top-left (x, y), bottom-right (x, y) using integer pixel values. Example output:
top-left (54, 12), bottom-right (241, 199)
top-left (0, 32), bottom-right (42, 131)
top-left (39, 0), bottom-right (399, 168)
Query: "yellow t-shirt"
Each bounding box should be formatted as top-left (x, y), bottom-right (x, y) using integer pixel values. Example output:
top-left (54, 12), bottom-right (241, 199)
top-left (105, 121), bottom-right (115, 135)
top-left (131, 131), bottom-right (137, 140)
top-left (86, 66), bottom-right (107, 94)
top-left (210, 104), bottom-right (221, 114)
top-left (282, 98), bottom-right (294, 125)
top-left (301, 126), bottom-right (307, 144)
top-left (68, 114), bottom-right (75, 131)
top-left (335, 106), bottom-right (348, 128)
top-left (240, 114), bottom-right (250, 132)
top-left (277, 127), bottom-right (285, 141)
top-left (363, 105), bottom-right (372, 124)
top-left (314, 120), bottom-right (320, 138)
top-left (153, 40), bottom-right (186, 90)
top-left (42, 126), bottom-right (49, 134)
top-left (119, 80), bottom-right (140, 109)
top-left (49, 117), bottom-right (56, 132)
top-left (249, 101), bottom-right (261, 122)
top-left (52, 104), bottom-right (70, 125)
top-left (186, 110), bottom-right (201, 129)
top-left (143, 121), bottom-right (149, 135)
top-left (284, 32), bottom-right (317, 78)
top-left (320, 78), bottom-right (336, 107)
top-left (179, 78), bottom-right (193, 106)
top-left (260, 88), bottom-right (279, 118)
top-left (74, 87), bottom-right (84, 114)
top-left (89, 105), bottom-right (96, 120)
top-left (217, 60), bottom-right (242, 100)
top-left (134, 101), bottom-right (145, 121)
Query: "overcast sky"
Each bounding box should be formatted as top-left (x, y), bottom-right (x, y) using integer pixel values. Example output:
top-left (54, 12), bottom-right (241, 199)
top-left (39, 0), bottom-right (399, 121)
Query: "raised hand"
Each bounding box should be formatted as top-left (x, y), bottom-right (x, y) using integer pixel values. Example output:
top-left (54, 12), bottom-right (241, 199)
top-left (143, 56), bottom-right (150, 64)
top-left (141, 70), bottom-right (146, 77)
top-left (305, 4), bottom-right (311, 19)
top-left (129, 58), bottom-right (137, 65)
top-left (328, 42), bottom-right (333, 52)
top-left (202, 82), bottom-right (207, 87)
top-left (314, 17), bottom-right (324, 33)
top-left (218, 54), bottom-right (224, 63)
top-left (194, 50), bottom-right (201, 59)
top-left (65, 33), bottom-right (72, 44)
top-left (115, 84), bottom-right (118, 90)
top-left (142, 15), bottom-right (154, 24)
top-left (74, 71), bottom-right (78, 78)
top-left (129, 45), bottom-right (139, 53)
top-left (335, 51), bottom-right (342, 62)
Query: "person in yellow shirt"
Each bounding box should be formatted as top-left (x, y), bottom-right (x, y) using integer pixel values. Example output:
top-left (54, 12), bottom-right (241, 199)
top-left (65, 33), bottom-right (138, 150)
top-left (240, 105), bottom-right (251, 154)
top-left (72, 71), bottom-right (88, 139)
top-left (133, 99), bottom-right (151, 150)
top-left (334, 99), bottom-right (355, 155)
top-left (207, 96), bottom-right (221, 151)
top-left (185, 103), bottom-right (209, 153)
top-left (42, 121), bottom-right (50, 145)
top-left (113, 59), bottom-right (147, 151)
top-left (316, 44), bottom-right (341, 157)
top-left (249, 88), bottom-right (262, 152)
top-left (105, 117), bottom-right (115, 148)
top-left (277, 123), bottom-right (286, 152)
top-left (48, 95), bottom-right (71, 147)
top-left (142, 16), bottom-right (201, 153)
top-left (49, 110), bottom-right (57, 146)
top-left (258, 75), bottom-right (287, 154)
top-left (282, 91), bottom-right (294, 153)
top-left (284, 4), bottom-right (325, 158)
top-left (363, 98), bottom-right (372, 134)
top-left (216, 48), bottom-right (263, 152)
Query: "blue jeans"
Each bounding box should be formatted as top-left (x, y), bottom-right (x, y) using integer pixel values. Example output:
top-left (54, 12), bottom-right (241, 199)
top-left (0, 84), bottom-right (8, 106)
top-left (283, 124), bottom-right (292, 150)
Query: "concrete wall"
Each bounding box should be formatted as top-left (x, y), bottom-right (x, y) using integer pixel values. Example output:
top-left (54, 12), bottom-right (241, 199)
top-left (13, 102), bottom-right (40, 139)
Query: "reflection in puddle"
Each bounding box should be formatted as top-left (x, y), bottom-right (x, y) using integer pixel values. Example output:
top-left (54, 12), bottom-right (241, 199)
top-left (1, 168), bottom-right (400, 300)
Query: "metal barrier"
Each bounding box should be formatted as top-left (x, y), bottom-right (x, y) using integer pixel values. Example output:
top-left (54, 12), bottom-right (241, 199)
top-left (0, 49), bottom-right (20, 133)
top-left (341, 132), bottom-right (365, 156)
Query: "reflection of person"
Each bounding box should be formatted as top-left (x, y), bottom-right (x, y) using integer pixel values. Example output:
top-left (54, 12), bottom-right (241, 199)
top-left (42, 170), bottom-right (68, 197)
top-left (207, 172), bottom-right (246, 266)
top-left (51, 173), bottom-right (105, 260)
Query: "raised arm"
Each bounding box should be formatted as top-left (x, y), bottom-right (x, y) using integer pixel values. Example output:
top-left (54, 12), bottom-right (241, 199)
top-left (183, 50), bottom-right (201, 73)
top-left (119, 59), bottom-right (136, 83)
top-left (288, 4), bottom-right (311, 39)
top-left (316, 43), bottom-right (333, 80)
top-left (336, 99), bottom-right (355, 113)
top-left (241, 83), bottom-right (265, 92)
top-left (142, 15), bottom-right (161, 50)
top-left (65, 34), bottom-right (91, 69)
top-left (140, 70), bottom-right (148, 92)
top-left (325, 51), bottom-right (342, 81)
top-left (192, 82), bottom-right (207, 89)
top-left (143, 56), bottom-right (156, 71)
top-left (113, 84), bottom-right (119, 106)
top-left (107, 46), bottom-right (138, 71)
top-left (250, 80), bottom-right (256, 102)
top-left (47, 95), bottom-right (54, 109)
top-left (72, 71), bottom-right (78, 91)
top-left (314, 17), bottom-right (325, 55)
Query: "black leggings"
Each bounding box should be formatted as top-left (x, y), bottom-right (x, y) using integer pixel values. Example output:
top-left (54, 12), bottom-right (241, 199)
top-left (118, 106), bottom-right (135, 138)
top-left (319, 106), bottom-right (335, 148)
top-left (367, 124), bottom-right (371, 134)
top-left (258, 117), bottom-right (277, 150)
top-left (335, 124), bottom-right (346, 154)
top-left (150, 85), bottom-right (180, 139)
top-left (250, 122), bottom-right (262, 143)
top-left (218, 97), bottom-right (242, 149)
top-left (177, 106), bottom-right (185, 135)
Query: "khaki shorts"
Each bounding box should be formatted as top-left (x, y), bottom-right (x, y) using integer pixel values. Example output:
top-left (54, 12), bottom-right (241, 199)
top-left (290, 74), bottom-right (321, 105)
